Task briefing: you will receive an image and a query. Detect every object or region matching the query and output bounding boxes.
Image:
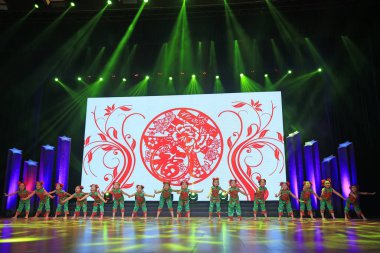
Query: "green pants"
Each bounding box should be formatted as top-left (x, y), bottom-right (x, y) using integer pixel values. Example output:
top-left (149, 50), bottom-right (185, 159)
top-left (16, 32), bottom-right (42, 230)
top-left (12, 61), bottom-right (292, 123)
top-left (158, 197), bottom-right (173, 210)
top-left (209, 201), bottom-right (221, 213)
top-left (16, 199), bottom-right (30, 213)
top-left (56, 201), bottom-right (69, 215)
top-left (133, 203), bottom-right (147, 212)
top-left (228, 201), bottom-right (241, 216)
top-left (300, 199), bottom-right (312, 215)
top-left (92, 202), bottom-right (104, 214)
top-left (278, 199), bottom-right (293, 216)
top-left (253, 199), bottom-right (266, 214)
top-left (75, 202), bottom-right (87, 215)
top-left (37, 199), bottom-right (50, 212)
top-left (113, 198), bottom-right (125, 211)
top-left (320, 199), bottom-right (334, 213)
top-left (177, 200), bottom-right (190, 213)
top-left (344, 199), bottom-right (362, 215)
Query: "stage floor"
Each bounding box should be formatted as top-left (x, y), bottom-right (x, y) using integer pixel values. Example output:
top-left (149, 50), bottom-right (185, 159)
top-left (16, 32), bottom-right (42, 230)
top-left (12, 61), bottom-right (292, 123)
top-left (0, 217), bottom-right (379, 252)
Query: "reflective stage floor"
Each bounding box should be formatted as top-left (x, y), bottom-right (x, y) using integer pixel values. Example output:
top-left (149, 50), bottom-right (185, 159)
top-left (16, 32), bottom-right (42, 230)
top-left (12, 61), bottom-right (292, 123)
top-left (0, 217), bottom-right (379, 252)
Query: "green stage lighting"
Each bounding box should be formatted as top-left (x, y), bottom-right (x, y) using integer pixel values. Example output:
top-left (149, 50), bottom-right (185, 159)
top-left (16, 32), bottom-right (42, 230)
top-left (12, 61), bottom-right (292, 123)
top-left (99, 77), bottom-right (104, 81)
top-left (264, 74), bottom-right (269, 78)
top-left (143, 0), bottom-right (149, 3)
top-left (70, 2), bottom-right (75, 7)
top-left (240, 73), bottom-right (244, 77)
top-left (34, 4), bottom-right (39, 9)
top-left (107, 0), bottom-right (112, 5)
top-left (318, 68), bottom-right (322, 72)
top-left (122, 78), bottom-right (127, 82)
top-left (77, 77), bottom-right (82, 81)
top-left (192, 74), bottom-right (196, 79)
top-left (54, 77), bottom-right (59, 82)
top-left (288, 70), bottom-right (292, 74)
top-left (169, 77), bottom-right (173, 80)
top-left (145, 75), bottom-right (150, 80)
top-left (215, 75), bottom-right (220, 79)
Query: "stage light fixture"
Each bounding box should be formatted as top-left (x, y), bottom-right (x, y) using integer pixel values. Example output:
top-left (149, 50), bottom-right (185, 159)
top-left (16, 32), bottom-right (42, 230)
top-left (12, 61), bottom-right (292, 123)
top-left (54, 77), bottom-right (59, 82)
top-left (70, 2), bottom-right (75, 7)
top-left (107, 0), bottom-right (112, 5)
top-left (288, 70), bottom-right (292, 74)
top-left (143, 0), bottom-right (149, 3)
top-left (169, 77), bottom-right (173, 80)
top-left (77, 77), bottom-right (82, 81)
top-left (318, 68), bottom-right (322, 72)
top-left (192, 74), bottom-right (196, 79)
top-left (145, 75), bottom-right (150, 80)
top-left (264, 74), bottom-right (268, 78)
top-left (215, 75), bottom-right (220, 79)
top-left (122, 78), bottom-right (127, 82)
top-left (240, 73), bottom-right (244, 77)
top-left (99, 77), bottom-right (104, 81)
top-left (34, 4), bottom-right (39, 8)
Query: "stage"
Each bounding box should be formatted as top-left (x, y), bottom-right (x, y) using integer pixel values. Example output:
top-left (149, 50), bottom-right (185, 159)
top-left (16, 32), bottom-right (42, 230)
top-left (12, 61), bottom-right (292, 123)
top-left (0, 218), bottom-right (379, 252)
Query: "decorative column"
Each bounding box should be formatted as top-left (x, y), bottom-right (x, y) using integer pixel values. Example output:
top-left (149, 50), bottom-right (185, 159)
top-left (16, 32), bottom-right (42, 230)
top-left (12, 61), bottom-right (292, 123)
top-left (338, 141), bottom-right (357, 197)
top-left (38, 145), bottom-right (55, 191)
top-left (304, 140), bottom-right (321, 209)
top-left (56, 136), bottom-right (71, 191)
top-left (23, 160), bottom-right (38, 213)
top-left (3, 148), bottom-right (23, 211)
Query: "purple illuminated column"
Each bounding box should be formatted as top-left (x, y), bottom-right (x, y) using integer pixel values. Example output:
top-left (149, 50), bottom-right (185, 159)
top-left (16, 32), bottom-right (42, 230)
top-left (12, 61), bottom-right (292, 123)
top-left (56, 136), bottom-right (71, 191)
top-left (3, 148), bottom-right (23, 211)
top-left (38, 145), bottom-right (55, 192)
top-left (285, 131), bottom-right (304, 208)
top-left (338, 141), bottom-right (357, 197)
top-left (321, 155), bottom-right (343, 215)
top-left (23, 160), bottom-right (38, 212)
top-left (304, 140), bottom-right (321, 209)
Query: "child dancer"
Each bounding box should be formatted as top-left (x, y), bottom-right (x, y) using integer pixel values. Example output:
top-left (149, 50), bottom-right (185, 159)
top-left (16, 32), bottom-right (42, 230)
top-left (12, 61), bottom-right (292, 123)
top-left (300, 181), bottom-right (321, 221)
top-left (79, 184), bottom-right (107, 220)
top-left (176, 180), bottom-right (203, 220)
top-left (207, 177), bottom-right (227, 220)
top-left (226, 179), bottom-right (247, 221)
top-left (128, 185), bottom-right (155, 220)
top-left (275, 182), bottom-right (302, 221)
top-left (320, 178), bottom-right (345, 220)
top-left (154, 181), bottom-right (180, 219)
top-left (23, 181), bottom-right (55, 219)
top-left (344, 185), bottom-right (376, 221)
top-left (3, 181), bottom-right (30, 219)
top-left (49, 183), bottom-right (72, 219)
top-left (103, 181), bottom-right (129, 220)
top-left (61, 185), bottom-right (87, 219)
top-left (253, 178), bottom-right (269, 221)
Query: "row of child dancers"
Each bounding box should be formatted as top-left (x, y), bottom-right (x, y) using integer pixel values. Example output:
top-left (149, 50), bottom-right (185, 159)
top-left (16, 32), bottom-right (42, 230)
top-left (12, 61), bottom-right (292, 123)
top-left (4, 177), bottom-right (375, 221)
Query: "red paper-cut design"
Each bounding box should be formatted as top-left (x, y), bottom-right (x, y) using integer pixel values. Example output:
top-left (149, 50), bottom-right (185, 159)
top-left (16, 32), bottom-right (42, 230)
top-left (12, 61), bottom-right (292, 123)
top-left (219, 99), bottom-right (285, 200)
top-left (82, 104), bottom-right (145, 191)
top-left (140, 108), bottom-right (223, 186)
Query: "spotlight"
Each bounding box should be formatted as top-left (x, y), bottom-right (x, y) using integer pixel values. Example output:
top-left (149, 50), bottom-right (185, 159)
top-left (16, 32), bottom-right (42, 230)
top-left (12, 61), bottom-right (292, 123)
top-left (145, 75), bottom-right (150, 80)
top-left (215, 75), bottom-right (220, 79)
top-left (70, 2), bottom-right (75, 7)
top-left (169, 77), bottom-right (173, 81)
top-left (288, 70), bottom-right (292, 74)
top-left (122, 78), bottom-right (127, 82)
top-left (191, 74), bottom-right (196, 79)
top-left (34, 4), bottom-right (39, 9)
top-left (77, 77), bottom-right (82, 81)
top-left (54, 77), bottom-right (59, 82)
top-left (264, 74), bottom-right (268, 78)
top-left (99, 77), bottom-right (104, 82)
top-left (240, 73), bottom-right (244, 77)
top-left (318, 68), bottom-right (322, 72)
top-left (107, 0), bottom-right (112, 5)
top-left (143, 0), bottom-right (149, 3)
